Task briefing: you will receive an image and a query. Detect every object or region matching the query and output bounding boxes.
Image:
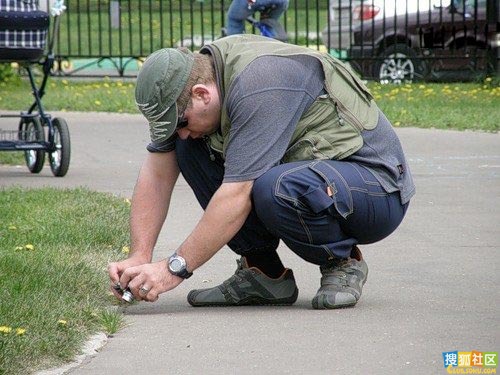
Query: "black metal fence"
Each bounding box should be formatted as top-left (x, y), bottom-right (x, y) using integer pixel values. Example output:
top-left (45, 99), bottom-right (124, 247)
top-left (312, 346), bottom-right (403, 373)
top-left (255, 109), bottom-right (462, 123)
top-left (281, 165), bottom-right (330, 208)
top-left (37, 0), bottom-right (498, 81)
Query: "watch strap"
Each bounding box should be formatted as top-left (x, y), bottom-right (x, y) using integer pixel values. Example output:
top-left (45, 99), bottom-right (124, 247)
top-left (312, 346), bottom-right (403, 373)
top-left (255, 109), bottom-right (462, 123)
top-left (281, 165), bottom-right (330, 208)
top-left (175, 268), bottom-right (193, 279)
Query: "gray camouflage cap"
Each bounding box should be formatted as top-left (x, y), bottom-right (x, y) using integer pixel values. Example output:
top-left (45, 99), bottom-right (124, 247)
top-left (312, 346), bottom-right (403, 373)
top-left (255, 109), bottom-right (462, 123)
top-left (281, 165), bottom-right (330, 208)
top-left (135, 48), bottom-right (194, 143)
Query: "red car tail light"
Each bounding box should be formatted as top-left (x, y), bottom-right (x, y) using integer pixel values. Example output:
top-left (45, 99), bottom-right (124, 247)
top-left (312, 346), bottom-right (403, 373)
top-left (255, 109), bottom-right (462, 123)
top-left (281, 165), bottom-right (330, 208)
top-left (353, 5), bottom-right (381, 20)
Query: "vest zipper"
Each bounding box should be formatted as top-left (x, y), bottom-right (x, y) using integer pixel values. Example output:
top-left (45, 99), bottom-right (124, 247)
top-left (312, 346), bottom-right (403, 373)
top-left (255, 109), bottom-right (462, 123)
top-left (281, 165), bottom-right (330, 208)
top-left (327, 91), bottom-right (365, 132)
top-left (203, 136), bottom-right (216, 161)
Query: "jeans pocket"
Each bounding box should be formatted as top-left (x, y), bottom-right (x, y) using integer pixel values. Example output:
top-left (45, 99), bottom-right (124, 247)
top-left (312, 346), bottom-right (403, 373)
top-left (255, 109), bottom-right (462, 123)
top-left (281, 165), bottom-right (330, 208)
top-left (297, 185), bottom-right (335, 214)
top-left (308, 161), bottom-right (353, 219)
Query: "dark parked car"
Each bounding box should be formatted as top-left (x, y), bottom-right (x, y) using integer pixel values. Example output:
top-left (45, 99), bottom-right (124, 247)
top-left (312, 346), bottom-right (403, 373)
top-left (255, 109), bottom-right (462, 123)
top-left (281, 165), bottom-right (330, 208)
top-left (321, 0), bottom-right (427, 51)
top-left (347, 0), bottom-right (498, 83)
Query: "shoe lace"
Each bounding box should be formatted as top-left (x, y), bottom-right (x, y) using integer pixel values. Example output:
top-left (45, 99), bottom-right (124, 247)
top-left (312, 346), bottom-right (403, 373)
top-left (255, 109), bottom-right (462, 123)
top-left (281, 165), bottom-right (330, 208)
top-left (225, 259), bottom-right (247, 284)
top-left (321, 260), bottom-right (351, 287)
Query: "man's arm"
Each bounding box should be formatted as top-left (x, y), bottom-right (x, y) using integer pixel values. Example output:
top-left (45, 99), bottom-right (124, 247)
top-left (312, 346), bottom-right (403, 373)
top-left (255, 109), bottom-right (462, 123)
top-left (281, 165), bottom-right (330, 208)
top-left (129, 151), bottom-right (180, 261)
top-left (108, 151), bottom-right (179, 292)
top-left (177, 180), bottom-right (254, 270)
top-left (118, 180), bottom-right (254, 302)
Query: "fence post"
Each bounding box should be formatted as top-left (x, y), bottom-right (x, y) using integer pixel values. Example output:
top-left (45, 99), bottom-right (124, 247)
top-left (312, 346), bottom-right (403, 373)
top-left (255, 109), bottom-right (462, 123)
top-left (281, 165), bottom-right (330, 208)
top-left (486, 0), bottom-right (499, 75)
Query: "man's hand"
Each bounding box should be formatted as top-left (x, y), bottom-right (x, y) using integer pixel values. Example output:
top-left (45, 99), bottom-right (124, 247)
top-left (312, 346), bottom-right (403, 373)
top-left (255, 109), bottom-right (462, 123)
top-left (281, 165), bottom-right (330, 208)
top-left (108, 255), bottom-right (150, 300)
top-left (118, 260), bottom-right (184, 302)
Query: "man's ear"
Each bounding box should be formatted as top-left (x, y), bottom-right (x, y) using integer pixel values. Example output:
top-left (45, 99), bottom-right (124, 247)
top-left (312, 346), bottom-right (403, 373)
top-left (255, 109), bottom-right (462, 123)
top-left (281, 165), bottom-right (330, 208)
top-left (191, 84), bottom-right (212, 104)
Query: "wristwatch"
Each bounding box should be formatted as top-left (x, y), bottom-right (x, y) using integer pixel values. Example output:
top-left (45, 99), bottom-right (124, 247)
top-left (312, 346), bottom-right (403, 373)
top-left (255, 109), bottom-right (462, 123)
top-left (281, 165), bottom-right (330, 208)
top-left (168, 253), bottom-right (193, 279)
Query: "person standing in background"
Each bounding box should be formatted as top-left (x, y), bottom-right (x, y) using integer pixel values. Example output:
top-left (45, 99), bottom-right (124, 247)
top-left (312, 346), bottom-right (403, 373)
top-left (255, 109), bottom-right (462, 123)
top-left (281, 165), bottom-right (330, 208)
top-left (226, 0), bottom-right (289, 40)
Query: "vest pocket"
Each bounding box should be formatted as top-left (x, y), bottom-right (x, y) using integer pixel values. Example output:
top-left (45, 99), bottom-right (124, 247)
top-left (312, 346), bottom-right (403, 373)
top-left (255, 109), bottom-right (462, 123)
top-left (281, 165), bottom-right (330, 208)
top-left (282, 130), bottom-right (362, 164)
top-left (323, 56), bottom-right (379, 131)
top-left (282, 132), bottom-right (336, 163)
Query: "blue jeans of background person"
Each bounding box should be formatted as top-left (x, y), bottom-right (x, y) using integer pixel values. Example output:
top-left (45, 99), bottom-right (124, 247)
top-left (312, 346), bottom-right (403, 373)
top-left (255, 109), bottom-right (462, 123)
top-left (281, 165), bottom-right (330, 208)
top-left (226, 0), bottom-right (289, 36)
top-left (176, 138), bottom-right (408, 265)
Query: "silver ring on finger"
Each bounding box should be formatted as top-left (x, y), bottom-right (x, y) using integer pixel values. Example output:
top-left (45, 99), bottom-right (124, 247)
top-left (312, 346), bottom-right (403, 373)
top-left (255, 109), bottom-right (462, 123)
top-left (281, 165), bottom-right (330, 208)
top-left (139, 286), bottom-right (150, 295)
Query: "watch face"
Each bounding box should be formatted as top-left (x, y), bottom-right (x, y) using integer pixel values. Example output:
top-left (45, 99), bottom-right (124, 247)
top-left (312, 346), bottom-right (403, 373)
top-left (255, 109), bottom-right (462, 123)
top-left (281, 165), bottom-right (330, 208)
top-left (170, 258), bottom-right (183, 273)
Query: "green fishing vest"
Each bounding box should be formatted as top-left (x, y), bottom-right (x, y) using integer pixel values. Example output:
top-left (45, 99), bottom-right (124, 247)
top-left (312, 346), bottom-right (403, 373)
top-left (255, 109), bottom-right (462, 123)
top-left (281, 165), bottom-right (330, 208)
top-left (201, 35), bottom-right (380, 162)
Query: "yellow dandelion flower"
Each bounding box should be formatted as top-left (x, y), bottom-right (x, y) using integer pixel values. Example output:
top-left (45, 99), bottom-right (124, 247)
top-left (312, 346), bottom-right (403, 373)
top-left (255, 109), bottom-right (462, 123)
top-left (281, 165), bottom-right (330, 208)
top-left (8, 225), bottom-right (17, 230)
top-left (25, 244), bottom-right (34, 250)
top-left (58, 320), bottom-right (67, 326)
top-left (16, 328), bottom-right (26, 336)
top-left (95, 100), bottom-right (102, 106)
top-left (122, 246), bottom-right (130, 254)
top-left (0, 326), bottom-right (12, 334)
top-left (394, 121), bottom-right (401, 127)
top-left (62, 79), bottom-right (68, 85)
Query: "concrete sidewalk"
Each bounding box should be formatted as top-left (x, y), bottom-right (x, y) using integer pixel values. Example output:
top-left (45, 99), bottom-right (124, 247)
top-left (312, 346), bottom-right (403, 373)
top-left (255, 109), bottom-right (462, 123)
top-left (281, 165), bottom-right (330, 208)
top-left (1, 112), bottom-right (499, 375)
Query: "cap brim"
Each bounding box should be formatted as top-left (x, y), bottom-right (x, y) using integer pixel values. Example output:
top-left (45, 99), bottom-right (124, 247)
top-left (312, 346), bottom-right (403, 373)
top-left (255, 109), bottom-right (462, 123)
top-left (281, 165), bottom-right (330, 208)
top-left (148, 102), bottom-right (179, 144)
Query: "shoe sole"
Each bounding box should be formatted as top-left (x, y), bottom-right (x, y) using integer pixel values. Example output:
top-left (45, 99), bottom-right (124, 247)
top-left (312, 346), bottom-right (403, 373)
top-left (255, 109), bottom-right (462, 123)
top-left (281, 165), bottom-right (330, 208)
top-left (311, 294), bottom-right (357, 309)
top-left (188, 288), bottom-right (299, 307)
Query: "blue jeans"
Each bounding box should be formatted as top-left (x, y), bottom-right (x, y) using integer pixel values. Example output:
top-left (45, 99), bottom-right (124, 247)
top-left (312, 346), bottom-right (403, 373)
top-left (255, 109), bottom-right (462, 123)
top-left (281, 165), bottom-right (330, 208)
top-left (226, 0), bottom-right (289, 36)
top-left (176, 138), bottom-right (408, 265)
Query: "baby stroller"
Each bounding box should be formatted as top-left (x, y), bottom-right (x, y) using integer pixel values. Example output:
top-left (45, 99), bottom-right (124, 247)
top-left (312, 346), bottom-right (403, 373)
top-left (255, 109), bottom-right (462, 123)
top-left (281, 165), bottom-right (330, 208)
top-left (0, 0), bottom-right (70, 177)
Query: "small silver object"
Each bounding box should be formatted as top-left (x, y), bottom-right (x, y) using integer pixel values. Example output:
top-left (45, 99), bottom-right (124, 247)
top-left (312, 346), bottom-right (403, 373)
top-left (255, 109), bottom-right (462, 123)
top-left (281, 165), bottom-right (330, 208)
top-left (121, 288), bottom-right (134, 303)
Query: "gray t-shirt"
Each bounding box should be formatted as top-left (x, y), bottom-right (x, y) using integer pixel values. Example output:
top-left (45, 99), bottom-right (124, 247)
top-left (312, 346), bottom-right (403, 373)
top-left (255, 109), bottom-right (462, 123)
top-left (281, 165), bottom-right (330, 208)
top-left (223, 55), bottom-right (324, 182)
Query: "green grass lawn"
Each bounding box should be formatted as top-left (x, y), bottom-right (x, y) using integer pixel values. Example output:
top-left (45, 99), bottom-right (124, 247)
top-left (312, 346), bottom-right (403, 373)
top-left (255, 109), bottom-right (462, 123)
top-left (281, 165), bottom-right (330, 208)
top-left (1, 74), bottom-right (499, 127)
top-left (0, 187), bottom-right (130, 375)
top-left (1, 75), bottom-right (498, 166)
top-left (371, 79), bottom-right (500, 132)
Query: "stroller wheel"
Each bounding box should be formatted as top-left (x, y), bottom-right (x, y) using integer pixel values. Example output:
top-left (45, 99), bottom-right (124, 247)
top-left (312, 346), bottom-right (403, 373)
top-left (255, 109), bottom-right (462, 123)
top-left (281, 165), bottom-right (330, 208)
top-left (49, 117), bottom-right (71, 177)
top-left (20, 117), bottom-right (46, 173)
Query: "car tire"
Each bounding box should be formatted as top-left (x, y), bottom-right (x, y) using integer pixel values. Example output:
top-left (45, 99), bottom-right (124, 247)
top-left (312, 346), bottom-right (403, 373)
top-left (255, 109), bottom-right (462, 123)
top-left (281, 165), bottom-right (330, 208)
top-left (375, 44), bottom-right (427, 84)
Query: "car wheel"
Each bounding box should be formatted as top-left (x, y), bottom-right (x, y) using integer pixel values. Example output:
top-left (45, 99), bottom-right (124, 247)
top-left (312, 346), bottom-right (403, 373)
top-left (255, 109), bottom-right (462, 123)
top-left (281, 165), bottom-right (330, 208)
top-left (375, 44), bottom-right (427, 84)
